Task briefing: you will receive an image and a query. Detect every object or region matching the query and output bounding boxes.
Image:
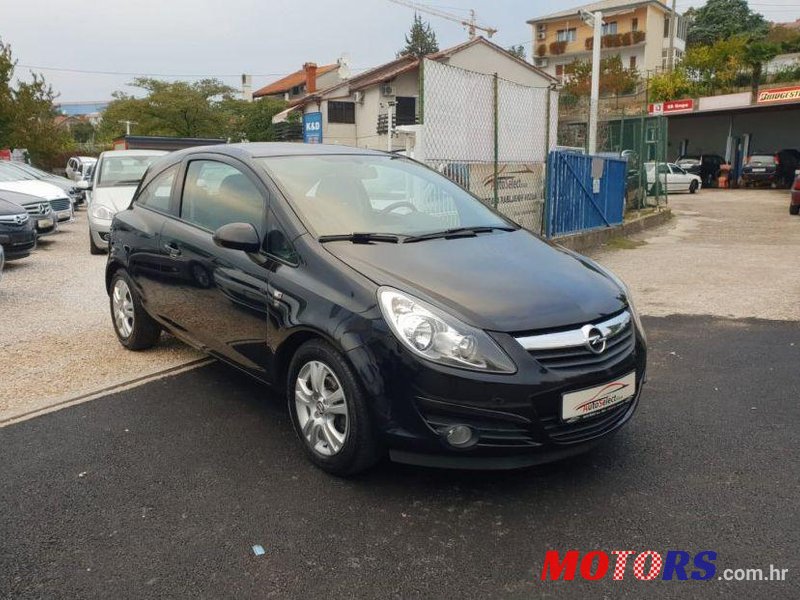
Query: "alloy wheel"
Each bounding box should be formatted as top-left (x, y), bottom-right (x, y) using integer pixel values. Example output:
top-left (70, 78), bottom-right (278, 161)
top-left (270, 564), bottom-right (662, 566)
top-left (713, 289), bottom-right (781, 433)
top-left (112, 279), bottom-right (135, 339)
top-left (294, 360), bottom-right (349, 457)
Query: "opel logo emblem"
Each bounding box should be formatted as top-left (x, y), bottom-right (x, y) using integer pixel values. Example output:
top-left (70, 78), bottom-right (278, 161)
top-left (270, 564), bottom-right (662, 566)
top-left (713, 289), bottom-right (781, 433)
top-left (582, 325), bottom-right (607, 354)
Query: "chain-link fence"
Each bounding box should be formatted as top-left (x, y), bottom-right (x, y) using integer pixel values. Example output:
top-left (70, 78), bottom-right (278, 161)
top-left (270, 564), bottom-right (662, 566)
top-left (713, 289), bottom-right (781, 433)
top-left (419, 59), bottom-right (558, 234)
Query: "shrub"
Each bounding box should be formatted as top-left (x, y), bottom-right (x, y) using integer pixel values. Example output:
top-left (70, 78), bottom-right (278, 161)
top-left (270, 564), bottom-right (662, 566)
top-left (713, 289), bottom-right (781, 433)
top-left (549, 40), bottom-right (567, 55)
top-left (536, 43), bottom-right (547, 57)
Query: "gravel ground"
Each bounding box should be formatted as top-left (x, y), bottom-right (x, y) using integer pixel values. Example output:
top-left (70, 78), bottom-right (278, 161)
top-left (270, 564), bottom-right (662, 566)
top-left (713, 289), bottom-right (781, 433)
top-left (589, 188), bottom-right (800, 321)
top-left (0, 210), bottom-right (201, 421)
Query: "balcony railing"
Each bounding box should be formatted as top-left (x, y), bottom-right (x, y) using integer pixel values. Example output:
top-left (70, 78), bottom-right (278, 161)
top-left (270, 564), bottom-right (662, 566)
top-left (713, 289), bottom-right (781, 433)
top-left (586, 31), bottom-right (646, 50)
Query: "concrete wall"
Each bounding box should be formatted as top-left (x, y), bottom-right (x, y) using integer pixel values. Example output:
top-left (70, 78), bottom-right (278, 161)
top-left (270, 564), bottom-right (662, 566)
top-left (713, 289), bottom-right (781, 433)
top-left (444, 42), bottom-right (553, 86)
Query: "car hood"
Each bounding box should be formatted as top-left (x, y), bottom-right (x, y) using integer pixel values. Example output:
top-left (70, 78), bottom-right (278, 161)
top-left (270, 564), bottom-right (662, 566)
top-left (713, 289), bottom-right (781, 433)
top-left (0, 198), bottom-right (26, 216)
top-left (323, 229), bottom-right (626, 332)
top-left (92, 186), bottom-right (137, 212)
top-left (0, 180), bottom-right (67, 200)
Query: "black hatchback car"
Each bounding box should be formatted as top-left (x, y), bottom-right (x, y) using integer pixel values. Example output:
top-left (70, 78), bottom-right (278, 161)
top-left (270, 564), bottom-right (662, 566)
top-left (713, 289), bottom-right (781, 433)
top-left (107, 144), bottom-right (647, 475)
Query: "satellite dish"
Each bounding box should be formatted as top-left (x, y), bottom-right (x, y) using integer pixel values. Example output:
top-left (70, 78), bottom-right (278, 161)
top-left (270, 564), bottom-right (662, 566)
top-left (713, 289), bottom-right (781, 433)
top-left (338, 54), bottom-right (352, 80)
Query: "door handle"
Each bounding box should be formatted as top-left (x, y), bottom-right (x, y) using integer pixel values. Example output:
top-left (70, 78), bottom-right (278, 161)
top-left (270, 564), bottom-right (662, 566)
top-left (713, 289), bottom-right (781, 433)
top-left (164, 242), bottom-right (181, 257)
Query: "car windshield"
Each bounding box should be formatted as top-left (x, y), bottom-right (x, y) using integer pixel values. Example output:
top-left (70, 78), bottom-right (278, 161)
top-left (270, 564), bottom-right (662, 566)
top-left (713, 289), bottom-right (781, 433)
top-left (748, 155), bottom-right (775, 164)
top-left (0, 163), bottom-right (35, 180)
top-left (258, 154), bottom-right (513, 238)
top-left (97, 155), bottom-right (161, 187)
top-left (677, 157), bottom-right (700, 163)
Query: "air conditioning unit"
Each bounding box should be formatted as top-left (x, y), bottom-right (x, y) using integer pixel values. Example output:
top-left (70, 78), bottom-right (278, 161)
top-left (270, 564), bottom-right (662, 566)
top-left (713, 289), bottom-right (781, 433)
top-left (537, 31), bottom-right (547, 40)
top-left (534, 57), bottom-right (548, 68)
top-left (354, 90), bottom-right (365, 104)
top-left (381, 84), bottom-right (395, 97)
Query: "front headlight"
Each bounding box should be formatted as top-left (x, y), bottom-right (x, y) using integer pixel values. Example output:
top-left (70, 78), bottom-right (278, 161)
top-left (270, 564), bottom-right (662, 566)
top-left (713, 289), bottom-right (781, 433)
top-left (90, 204), bottom-right (115, 221)
top-left (378, 287), bottom-right (516, 373)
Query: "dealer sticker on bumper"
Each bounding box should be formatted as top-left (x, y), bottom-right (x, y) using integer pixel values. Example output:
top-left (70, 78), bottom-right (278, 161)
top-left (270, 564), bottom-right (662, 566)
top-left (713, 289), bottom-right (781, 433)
top-left (562, 372), bottom-right (636, 421)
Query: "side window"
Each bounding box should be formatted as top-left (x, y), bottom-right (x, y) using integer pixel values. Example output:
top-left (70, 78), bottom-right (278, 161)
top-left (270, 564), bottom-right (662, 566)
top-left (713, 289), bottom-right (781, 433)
top-left (136, 165), bottom-right (178, 212)
top-left (181, 160), bottom-right (265, 233)
top-left (264, 211), bottom-right (299, 264)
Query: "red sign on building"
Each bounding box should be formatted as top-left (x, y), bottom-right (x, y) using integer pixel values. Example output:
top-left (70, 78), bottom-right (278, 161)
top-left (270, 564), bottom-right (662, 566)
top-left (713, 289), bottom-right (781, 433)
top-left (648, 99), bottom-right (694, 115)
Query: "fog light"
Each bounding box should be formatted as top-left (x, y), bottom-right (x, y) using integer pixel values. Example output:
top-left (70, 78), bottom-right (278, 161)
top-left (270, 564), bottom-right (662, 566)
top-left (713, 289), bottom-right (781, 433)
top-left (445, 424), bottom-right (475, 448)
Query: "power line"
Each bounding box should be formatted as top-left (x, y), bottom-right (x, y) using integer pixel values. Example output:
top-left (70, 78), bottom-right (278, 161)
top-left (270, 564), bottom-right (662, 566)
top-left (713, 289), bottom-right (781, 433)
top-left (16, 64), bottom-right (370, 79)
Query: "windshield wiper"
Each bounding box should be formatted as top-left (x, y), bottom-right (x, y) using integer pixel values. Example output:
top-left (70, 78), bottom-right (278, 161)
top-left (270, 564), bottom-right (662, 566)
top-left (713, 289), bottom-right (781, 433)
top-left (404, 225), bottom-right (517, 243)
top-left (318, 232), bottom-right (402, 244)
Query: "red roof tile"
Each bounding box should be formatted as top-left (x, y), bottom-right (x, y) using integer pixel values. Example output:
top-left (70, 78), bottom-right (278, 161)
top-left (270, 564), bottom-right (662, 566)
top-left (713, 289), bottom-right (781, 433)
top-left (253, 64), bottom-right (338, 98)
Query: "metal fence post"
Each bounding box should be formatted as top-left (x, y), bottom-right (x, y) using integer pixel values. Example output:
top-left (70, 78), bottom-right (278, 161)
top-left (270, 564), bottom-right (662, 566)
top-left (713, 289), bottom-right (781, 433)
top-left (418, 59), bottom-right (425, 125)
top-left (493, 72), bottom-right (499, 209)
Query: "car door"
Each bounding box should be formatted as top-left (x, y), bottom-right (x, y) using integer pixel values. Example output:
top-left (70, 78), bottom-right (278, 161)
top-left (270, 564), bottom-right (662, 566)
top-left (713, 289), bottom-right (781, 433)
top-left (667, 164), bottom-right (685, 192)
top-left (158, 155), bottom-right (273, 381)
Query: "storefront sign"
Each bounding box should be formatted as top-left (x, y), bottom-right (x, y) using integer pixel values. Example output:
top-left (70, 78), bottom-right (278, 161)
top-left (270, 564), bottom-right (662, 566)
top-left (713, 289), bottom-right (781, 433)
top-left (648, 99), bottom-right (694, 115)
top-left (302, 112), bottom-right (323, 144)
top-left (757, 86), bottom-right (800, 104)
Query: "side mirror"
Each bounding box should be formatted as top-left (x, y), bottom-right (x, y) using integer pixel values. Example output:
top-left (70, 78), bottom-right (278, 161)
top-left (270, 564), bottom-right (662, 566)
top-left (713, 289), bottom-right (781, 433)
top-left (76, 180), bottom-right (91, 190)
top-left (212, 222), bottom-right (261, 253)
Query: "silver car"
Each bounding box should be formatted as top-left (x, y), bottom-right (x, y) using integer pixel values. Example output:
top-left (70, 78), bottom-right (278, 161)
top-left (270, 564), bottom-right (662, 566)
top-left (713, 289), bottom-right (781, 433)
top-left (82, 150), bottom-right (167, 254)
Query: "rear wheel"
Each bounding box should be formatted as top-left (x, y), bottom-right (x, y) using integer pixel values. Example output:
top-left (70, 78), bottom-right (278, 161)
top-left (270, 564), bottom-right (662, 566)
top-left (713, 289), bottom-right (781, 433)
top-left (109, 269), bottom-right (161, 350)
top-left (287, 339), bottom-right (381, 476)
top-left (790, 204), bottom-right (800, 215)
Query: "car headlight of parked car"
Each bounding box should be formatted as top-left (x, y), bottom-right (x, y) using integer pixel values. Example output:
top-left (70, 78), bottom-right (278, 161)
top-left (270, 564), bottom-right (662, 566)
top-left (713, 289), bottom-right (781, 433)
top-left (378, 287), bottom-right (516, 373)
top-left (90, 204), bottom-right (115, 221)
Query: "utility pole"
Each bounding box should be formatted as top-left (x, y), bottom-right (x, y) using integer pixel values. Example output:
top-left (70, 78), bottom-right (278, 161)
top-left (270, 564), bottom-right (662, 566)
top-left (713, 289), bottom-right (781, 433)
top-left (581, 9), bottom-right (604, 155)
top-left (667, 0), bottom-right (677, 71)
top-left (118, 120), bottom-right (138, 135)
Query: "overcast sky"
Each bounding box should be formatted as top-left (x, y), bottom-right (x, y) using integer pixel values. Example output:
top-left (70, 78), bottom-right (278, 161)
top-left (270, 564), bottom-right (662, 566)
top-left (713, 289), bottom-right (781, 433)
top-left (3, 0), bottom-right (798, 103)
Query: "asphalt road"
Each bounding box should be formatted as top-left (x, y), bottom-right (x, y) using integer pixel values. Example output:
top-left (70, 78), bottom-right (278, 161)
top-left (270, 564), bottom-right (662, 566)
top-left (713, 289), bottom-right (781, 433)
top-left (1, 315), bottom-right (798, 599)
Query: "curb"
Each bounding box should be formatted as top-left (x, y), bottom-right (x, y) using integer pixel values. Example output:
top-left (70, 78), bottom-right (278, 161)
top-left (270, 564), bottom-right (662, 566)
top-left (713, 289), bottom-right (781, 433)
top-left (0, 358), bottom-right (215, 428)
top-left (552, 208), bottom-right (672, 253)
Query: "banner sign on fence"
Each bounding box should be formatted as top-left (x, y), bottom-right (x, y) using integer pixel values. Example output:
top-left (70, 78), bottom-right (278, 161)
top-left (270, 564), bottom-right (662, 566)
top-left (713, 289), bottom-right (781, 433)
top-left (757, 86), bottom-right (800, 104)
top-left (648, 99), bottom-right (694, 115)
top-left (302, 112), bottom-right (323, 144)
top-left (467, 163), bottom-right (545, 232)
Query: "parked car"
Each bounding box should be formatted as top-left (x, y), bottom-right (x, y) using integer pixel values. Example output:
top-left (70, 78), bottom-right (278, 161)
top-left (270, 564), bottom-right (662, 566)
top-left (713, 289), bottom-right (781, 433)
top-left (65, 156), bottom-right (97, 182)
top-left (0, 169), bottom-right (73, 223)
top-left (0, 196), bottom-right (37, 260)
top-left (0, 190), bottom-right (58, 237)
top-left (2, 161), bottom-right (83, 207)
top-left (675, 154), bottom-right (725, 188)
top-left (740, 151), bottom-right (799, 188)
top-left (83, 149), bottom-right (167, 254)
top-left (107, 143), bottom-right (647, 475)
top-left (790, 174), bottom-right (800, 215)
top-left (645, 162), bottom-right (702, 195)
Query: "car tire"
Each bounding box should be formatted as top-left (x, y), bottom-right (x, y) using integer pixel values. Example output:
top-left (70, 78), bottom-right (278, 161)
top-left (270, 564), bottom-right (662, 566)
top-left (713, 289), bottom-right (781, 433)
top-left (790, 204), bottom-right (800, 215)
top-left (689, 180), bottom-right (698, 194)
top-left (89, 232), bottom-right (106, 255)
top-left (287, 339), bottom-right (382, 476)
top-left (109, 269), bottom-right (161, 350)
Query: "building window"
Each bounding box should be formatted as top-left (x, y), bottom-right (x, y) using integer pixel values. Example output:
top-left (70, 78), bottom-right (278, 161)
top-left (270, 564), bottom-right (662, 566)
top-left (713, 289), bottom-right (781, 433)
top-left (291, 86), bottom-right (301, 95)
top-left (328, 101), bottom-right (356, 124)
top-left (664, 17), bottom-right (670, 38)
top-left (631, 18), bottom-right (638, 31)
top-left (556, 28), bottom-right (577, 42)
top-left (555, 64), bottom-right (564, 77)
top-left (630, 56), bottom-right (637, 69)
top-left (396, 96), bottom-right (417, 126)
top-left (602, 21), bottom-right (617, 35)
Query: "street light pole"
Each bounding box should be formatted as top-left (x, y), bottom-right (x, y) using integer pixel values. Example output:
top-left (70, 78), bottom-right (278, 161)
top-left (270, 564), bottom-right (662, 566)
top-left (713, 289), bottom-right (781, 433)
top-left (582, 9), bottom-right (604, 155)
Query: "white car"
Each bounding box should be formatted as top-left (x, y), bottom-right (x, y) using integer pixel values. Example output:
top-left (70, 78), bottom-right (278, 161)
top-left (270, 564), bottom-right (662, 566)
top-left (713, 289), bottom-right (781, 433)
top-left (645, 162), bottom-right (702, 195)
top-left (0, 171), bottom-right (74, 222)
top-left (82, 150), bottom-right (167, 254)
top-left (65, 156), bottom-right (97, 182)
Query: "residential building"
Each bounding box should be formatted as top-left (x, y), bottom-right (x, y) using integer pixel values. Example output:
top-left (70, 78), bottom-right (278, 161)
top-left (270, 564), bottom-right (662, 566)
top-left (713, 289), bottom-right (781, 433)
top-left (252, 61), bottom-right (347, 102)
top-left (272, 37), bottom-right (557, 150)
top-left (527, 0), bottom-right (687, 79)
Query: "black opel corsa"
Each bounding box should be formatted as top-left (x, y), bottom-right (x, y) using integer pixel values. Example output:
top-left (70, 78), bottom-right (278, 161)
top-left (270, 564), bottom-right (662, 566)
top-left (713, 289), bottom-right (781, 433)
top-left (107, 143), bottom-right (646, 475)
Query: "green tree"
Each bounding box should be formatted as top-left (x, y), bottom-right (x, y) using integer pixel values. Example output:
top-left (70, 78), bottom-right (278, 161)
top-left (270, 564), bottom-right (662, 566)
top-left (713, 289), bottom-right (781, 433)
top-left (70, 120), bottom-right (97, 144)
top-left (687, 0), bottom-right (768, 47)
top-left (397, 13), bottom-right (439, 58)
top-left (742, 40), bottom-right (779, 96)
top-left (562, 56), bottom-right (639, 98)
top-left (241, 97), bottom-right (288, 141)
top-left (507, 44), bottom-right (526, 60)
top-left (0, 40), bottom-right (15, 148)
top-left (648, 69), bottom-right (696, 101)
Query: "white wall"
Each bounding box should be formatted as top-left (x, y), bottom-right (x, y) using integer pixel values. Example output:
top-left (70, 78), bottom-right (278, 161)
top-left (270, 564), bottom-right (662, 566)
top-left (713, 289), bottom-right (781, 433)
top-left (443, 43), bottom-right (553, 87)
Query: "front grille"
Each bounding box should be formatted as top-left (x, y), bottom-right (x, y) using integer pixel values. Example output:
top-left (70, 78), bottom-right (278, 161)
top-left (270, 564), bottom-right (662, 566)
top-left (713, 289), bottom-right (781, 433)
top-left (50, 197), bottom-right (71, 212)
top-left (540, 400), bottom-right (632, 444)
top-left (529, 323), bottom-right (635, 372)
top-left (23, 203), bottom-right (47, 216)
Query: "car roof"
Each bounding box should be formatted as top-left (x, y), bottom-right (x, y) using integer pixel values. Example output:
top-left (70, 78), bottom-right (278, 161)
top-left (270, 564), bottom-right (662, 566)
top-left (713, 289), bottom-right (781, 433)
top-left (99, 149), bottom-right (169, 158)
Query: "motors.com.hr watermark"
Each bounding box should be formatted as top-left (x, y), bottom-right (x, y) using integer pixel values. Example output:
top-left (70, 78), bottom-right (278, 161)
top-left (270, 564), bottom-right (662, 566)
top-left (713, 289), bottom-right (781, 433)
top-left (540, 550), bottom-right (789, 582)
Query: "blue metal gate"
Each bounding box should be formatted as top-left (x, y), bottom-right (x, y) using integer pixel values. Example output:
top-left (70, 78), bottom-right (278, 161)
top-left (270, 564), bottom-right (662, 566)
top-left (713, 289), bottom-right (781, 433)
top-left (546, 151), bottom-right (626, 237)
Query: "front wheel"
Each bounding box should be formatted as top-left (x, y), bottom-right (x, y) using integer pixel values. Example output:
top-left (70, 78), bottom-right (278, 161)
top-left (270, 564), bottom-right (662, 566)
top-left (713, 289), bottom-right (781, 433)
top-left (109, 269), bottom-right (162, 350)
top-left (287, 340), bottom-right (381, 476)
top-left (689, 180), bottom-right (698, 194)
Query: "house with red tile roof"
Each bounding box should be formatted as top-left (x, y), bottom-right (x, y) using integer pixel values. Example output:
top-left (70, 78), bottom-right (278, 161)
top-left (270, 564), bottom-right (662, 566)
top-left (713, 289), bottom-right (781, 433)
top-left (272, 37), bottom-right (557, 151)
top-left (253, 62), bottom-right (344, 102)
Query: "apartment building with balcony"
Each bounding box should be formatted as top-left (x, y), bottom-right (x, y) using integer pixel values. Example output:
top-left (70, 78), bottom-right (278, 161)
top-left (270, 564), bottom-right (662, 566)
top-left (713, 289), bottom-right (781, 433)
top-left (527, 0), bottom-right (687, 79)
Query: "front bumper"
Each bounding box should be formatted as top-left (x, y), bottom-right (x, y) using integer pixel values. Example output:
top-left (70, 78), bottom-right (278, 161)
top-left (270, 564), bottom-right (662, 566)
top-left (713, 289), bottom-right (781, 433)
top-left (88, 218), bottom-right (112, 246)
top-left (791, 190), bottom-right (800, 207)
top-left (350, 318), bottom-right (647, 470)
top-left (0, 230), bottom-right (37, 260)
top-left (742, 172), bottom-right (776, 183)
top-left (33, 215), bottom-right (58, 237)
